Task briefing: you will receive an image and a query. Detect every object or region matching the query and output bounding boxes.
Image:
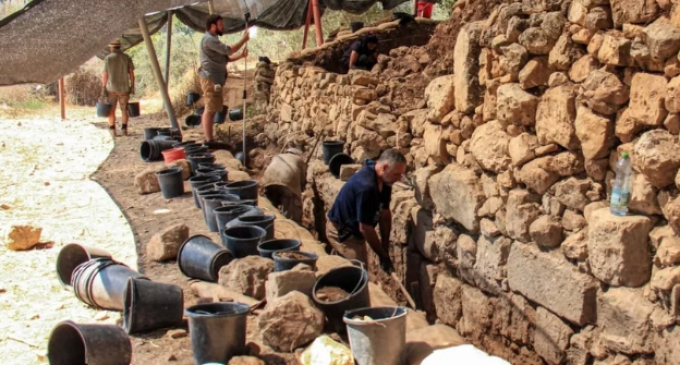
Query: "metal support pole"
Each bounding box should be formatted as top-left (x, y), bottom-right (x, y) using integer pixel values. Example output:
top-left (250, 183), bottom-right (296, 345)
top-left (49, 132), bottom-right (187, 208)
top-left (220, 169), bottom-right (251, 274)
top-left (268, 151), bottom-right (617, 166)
top-left (138, 17), bottom-right (179, 132)
top-left (58, 77), bottom-right (65, 120)
top-left (208, 0), bottom-right (215, 14)
top-left (301, 0), bottom-right (313, 50)
top-left (311, 0), bottom-right (323, 47)
top-left (164, 11), bottom-right (173, 89)
top-left (242, 18), bottom-right (249, 168)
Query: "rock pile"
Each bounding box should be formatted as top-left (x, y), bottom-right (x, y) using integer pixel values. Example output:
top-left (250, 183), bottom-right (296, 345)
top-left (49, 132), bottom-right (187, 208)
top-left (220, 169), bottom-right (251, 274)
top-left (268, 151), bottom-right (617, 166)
top-left (263, 0), bottom-right (680, 363)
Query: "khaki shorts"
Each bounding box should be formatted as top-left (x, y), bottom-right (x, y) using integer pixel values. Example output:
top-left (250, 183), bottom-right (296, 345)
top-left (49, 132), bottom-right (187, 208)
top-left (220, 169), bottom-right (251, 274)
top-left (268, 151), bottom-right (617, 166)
top-left (199, 77), bottom-right (223, 114)
top-left (108, 92), bottom-right (129, 113)
top-left (326, 221), bottom-right (368, 265)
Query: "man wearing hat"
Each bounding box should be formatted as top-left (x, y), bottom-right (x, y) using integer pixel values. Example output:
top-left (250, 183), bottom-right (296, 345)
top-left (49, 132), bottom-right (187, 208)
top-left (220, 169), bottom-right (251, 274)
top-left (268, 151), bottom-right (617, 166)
top-left (342, 34), bottom-right (379, 71)
top-left (101, 39), bottom-right (135, 136)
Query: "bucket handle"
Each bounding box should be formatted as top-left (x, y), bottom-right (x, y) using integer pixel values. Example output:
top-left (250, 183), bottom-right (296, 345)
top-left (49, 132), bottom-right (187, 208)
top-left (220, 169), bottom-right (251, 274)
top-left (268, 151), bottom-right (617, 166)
top-left (347, 259), bottom-right (367, 296)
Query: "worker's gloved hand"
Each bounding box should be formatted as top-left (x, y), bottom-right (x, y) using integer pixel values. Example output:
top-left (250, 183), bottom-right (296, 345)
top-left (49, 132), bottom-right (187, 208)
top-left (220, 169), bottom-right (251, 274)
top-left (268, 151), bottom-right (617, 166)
top-left (101, 88), bottom-right (108, 98)
top-left (379, 255), bottom-right (393, 275)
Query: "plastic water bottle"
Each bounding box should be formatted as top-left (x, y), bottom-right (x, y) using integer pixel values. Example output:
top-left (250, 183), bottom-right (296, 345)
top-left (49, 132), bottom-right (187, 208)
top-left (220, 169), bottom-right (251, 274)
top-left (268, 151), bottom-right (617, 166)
top-left (610, 152), bottom-right (632, 216)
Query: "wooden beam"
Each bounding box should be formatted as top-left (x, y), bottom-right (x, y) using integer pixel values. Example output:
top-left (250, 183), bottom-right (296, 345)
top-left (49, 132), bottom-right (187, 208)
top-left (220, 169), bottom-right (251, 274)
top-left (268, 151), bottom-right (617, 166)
top-left (138, 17), bottom-right (179, 132)
top-left (208, 0), bottom-right (215, 14)
top-left (414, 0), bottom-right (418, 16)
top-left (58, 77), bottom-right (65, 120)
top-left (164, 10), bottom-right (173, 89)
top-left (311, 0), bottom-right (323, 47)
top-left (301, 0), bottom-right (313, 50)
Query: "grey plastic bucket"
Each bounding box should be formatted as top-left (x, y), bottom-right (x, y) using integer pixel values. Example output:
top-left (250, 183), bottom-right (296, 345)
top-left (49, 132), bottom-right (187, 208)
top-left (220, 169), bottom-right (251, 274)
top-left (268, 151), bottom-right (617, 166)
top-left (223, 180), bottom-right (259, 201)
top-left (221, 225), bottom-right (267, 258)
top-left (56, 243), bottom-right (111, 287)
top-left (71, 258), bottom-right (147, 311)
top-left (185, 302), bottom-right (250, 365)
top-left (202, 194), bottom-right (240, 232)
top-left (343, 306), bottom-right (408, 365)
top-left (123, 277), bottom-right (184, 334)
top-left (48, 320), bottom-right (132, 365)
top-left (189, 175), bottom-right (221, 208)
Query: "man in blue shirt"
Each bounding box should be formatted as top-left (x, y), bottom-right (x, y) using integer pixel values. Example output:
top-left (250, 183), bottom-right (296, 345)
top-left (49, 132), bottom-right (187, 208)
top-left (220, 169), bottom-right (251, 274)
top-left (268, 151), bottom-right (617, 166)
top-left (327, 149), bottom-right (407, 273)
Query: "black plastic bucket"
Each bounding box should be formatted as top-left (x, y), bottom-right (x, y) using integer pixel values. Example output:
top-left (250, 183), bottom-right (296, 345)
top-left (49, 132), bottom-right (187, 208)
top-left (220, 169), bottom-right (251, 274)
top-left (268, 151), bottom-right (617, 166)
top-left (273, 251), bottom-right (318, 272)
top-left (188, 153), bottom-right (216, 172)
top-left (173, 140), bottom-right (197, 149)
top-left (222, 225), bottom-right (267, 258)
top-left (195, 187), bottom-right (221, 211)
top-left (257, 239), bottom-right (301, 259)
top-left (144, 127), bottom-right (160, 140)
top-left (156, 168), bottom-right (185, 198)
top-left (140, 139), bottom-right (176, 162)
top-left (223, 180), bottom-right (259, 201)
top-left (178, 235), bottom-right (234, 282)
top-left (185, 114), bottom-right (202, 127)
top-left (185, 145), bottom-right (209, 157)
top-left (185, 302), bottom-right (250, 365)
top-left (127, 102), bottom-right (140, 118)
top-left (96, 101), bottom-right (112, 118)
top-left (351, 21), bottom-right (365, 32)
top-left (56, 244), bottom-right (112, 287)
top-left (229, 215), bottom-right (276, 241)
top-left (229, 108), bottom-right (244, 121)
top-left (202, 194), bottom-right (240, 232)
top-left (343, 306), bottom-right (408, 365)
top-left (214, 205), bottom-right (252, 236)
top-left (214, 105), bottom-right (228, 124)
top-left (322, 141), bottom-right (345, 165)
top-left (329, 153), bottom-right (355, 178)
top-left (123, 277), bottom-right (184, 334)
top-left (189, 175), bottom-right (221, 208)
top-left (199, 163), bottom-right (226, 170)
top-left (197, 168), bottom-right (228, 182)
top-left (48, 320), bottom-right (132, 365)
top-left (71, 258), bottom-right (148, 310)
top-left (187, 92), bottom-right (201, 106)
top-left (313, 264), bottom-right (370, 333)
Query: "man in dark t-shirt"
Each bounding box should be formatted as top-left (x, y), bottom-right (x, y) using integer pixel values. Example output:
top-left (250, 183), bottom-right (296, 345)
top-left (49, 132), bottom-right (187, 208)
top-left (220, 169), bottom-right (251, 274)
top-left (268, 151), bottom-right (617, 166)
top-left (341, 34), bottom-right (379, 71)
top-left (327, 149), bottom-right (407, 273)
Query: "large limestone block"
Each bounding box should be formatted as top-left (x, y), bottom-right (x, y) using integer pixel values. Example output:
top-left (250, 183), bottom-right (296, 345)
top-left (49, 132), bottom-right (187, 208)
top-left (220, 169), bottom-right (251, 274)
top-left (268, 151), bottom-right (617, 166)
top-left (588, 208), bottom-right (653, 287)
top-left (473, 235), bottom-right (513, 294)
top-left (550, 177), bottom-right (601, 211)
top-left (429, 164), bottom-right (486, 232)
top-left (433, 274), bottom-right (463, 327)
top-left (667, 76), bottom-right (680, 113)
top-left (459, 285), bottom-right (493, 340)
top-left (517, 157), bottom-right (561, 194)
top-left (134, 168), bottom-right (160, 194)
top-left (423, 122), bottom-right (449, 164)
top-left (628, 73), bottom-right (668, 126)
top-left (413, 165), bottom-right (441, 210)
top-left (655, 236), bottom-right (680, 267)
top-left (597, 288), bottom-right (655, 355)
top-left (470, 121), bottom-right (512, 173)
top-left (574, 106), bottom-right (614, 160)
top-left (507, 243), bottom-right (598, 325)
top-left (509, 133), bottom-right (538, 166)
top-left (519, 56), bottom-right (551, 89)
top-left (218, 256), bottom-right (274, 300)
top-left (506, 189), bottom-right (542, 242)
top-left (569, 55), bottom-right (600, 83)
top-left (520, 27), bottom-right (557, 55)
top-left (425, 75), bottom-right (456, 123)
top-left (497, 83), bottom-right (539, 127)
top-left (454, 22), bottom-right (485, 114)
top-left (609, 0), bottom-right (659, 27)
top-left (642, 16), bottom-right (680, 62)
top-left (597, 31), bottom-right (631, 66)
top-left (629, 174), bottom-right (662, 215)
top-left (535, 84), bottom-right (578, 149)
top-left (655, 326), bottom-right (680, 365)
top-left (530, 215), bottom-right (563, 249)
top-left (633, 130), bottom-right (680, 188)
top-left (265, 267), bottom-right (316, 302)
top-left (457, 234), bottom-right (477, 285)
top-left (257, 291), bottom-right (324, 352)
top-left (535, 306), bottom-right (574, 364)
top-left (146, 224), bottom-right (189, 261)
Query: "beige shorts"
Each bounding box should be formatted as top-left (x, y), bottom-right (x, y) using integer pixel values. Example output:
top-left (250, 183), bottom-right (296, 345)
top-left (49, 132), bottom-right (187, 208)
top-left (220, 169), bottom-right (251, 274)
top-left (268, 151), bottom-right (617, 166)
top-left (325, 221), bottom-right (368, 265)
top-left (108, 92), bottom-right (129, 113)
top-left (199, 77), bottom-right (223, 114)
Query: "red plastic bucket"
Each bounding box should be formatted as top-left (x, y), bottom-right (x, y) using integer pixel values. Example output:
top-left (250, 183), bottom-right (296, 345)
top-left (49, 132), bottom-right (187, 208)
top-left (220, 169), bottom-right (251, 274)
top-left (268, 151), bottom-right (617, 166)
top-left (417, 2), bottom-right (433, 18)
top-left (162, 147), bottom-right (186, 163)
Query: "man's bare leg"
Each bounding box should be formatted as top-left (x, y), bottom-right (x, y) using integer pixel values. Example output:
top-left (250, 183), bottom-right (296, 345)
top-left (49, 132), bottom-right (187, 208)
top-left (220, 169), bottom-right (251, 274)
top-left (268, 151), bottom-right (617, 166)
top-left (122, 109), bottom-right (129, 136)
top-left (108, 102), bottom-right (117, 137)
top-left (202, 111), bottom-right (215, 142)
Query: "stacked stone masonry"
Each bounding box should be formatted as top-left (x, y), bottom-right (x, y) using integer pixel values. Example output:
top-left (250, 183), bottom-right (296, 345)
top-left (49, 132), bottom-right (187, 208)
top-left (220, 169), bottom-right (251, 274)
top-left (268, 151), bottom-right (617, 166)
top-left (262, 2), bottom-right (680, 364)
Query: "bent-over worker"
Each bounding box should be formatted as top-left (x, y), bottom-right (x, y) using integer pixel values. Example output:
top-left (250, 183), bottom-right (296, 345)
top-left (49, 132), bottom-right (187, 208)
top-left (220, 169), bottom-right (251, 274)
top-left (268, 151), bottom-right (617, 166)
top-left (342, 34), bottom-right (379, 71)
top-left (198, 14), bottom-right (249, 149)
top-left (101, 39), bottom-right (135, 136)
top-left (326, 148), bottom-right (407, 273)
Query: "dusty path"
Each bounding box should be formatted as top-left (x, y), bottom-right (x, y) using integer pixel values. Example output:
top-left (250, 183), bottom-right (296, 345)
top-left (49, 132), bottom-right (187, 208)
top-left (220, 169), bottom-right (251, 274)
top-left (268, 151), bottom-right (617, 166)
top-left (0, 113), bottom-right (137, 364)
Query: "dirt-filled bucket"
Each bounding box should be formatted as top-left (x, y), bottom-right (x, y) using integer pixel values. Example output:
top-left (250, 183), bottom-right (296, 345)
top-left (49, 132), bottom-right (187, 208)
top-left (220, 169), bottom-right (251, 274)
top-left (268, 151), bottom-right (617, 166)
top-left (185, 302), bottom-right (250, 365)
top-left (47, 320), bottom-right (132, 365)
top-left (71, 257), bottom-right (148, 311)
top-left (223, 180), bottom-right (259, 201)
top-left (273, 251), bottom-right (318, 272)
top-left (257, 239), bottom-right (301, 259)
top-left (227, 214), bottom-right (276, 241)
top-left (313, 263), bottom-right (370, 333)
top-left (178, 235), bottom-right (234, 282)
top-left (156, 167), bottom-right (185, 199)
top-left (202, 194), bottom-right (240, 232)
top-left (322, 140), bottom-right (344, 165)
top-left (123, 277), bottom-right (184, 334)
top-left (222, 225), bottom-right (267, 258)
top-left (343, 306), bottom-right (408, 365)
top-left (189, 175), bottom-right (221, 208)
top-left (56, 244), bottom-right (111, 287)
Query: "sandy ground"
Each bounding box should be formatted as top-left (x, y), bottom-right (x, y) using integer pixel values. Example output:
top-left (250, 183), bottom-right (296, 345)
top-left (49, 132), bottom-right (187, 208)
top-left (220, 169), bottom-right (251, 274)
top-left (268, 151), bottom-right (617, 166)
top-left (0, 108), bottom-right (138, 364)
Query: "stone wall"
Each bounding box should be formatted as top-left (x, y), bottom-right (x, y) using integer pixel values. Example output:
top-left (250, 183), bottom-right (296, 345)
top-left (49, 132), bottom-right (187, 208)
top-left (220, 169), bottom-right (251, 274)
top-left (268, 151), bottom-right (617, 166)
top-left (264, 1), bottom-right (680, 364)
